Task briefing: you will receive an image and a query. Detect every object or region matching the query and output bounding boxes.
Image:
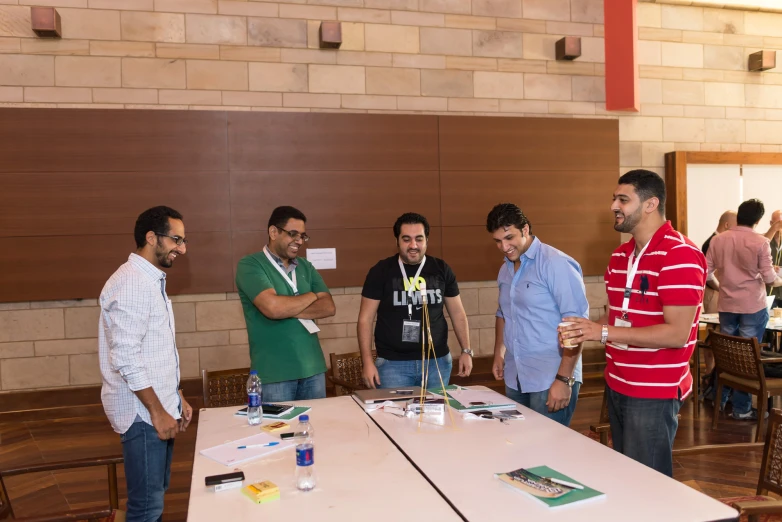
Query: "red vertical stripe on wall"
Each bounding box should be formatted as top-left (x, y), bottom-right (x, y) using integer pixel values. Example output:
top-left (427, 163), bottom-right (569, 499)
top-left (604, 0), bottom-right (639, 112)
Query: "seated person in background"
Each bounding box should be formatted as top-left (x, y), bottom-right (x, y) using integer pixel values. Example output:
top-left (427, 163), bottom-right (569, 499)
top-left (486, 203), bottom-right (588, 427)
top-left (706, 199), bottom-right (782, 420)
top-left (357, 212), bottom-right (473, 389)
top-left (235, 206), bottom-right (336, 402)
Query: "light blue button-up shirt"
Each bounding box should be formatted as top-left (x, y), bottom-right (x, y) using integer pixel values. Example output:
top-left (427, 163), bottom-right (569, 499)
top-left (496, 237), bottom-right (589, 393)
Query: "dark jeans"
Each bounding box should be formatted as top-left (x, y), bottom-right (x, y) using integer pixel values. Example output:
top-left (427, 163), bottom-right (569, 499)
top-left (606, 386), bottom-right (681, 477)
top-left (262, 372), bottom-right (326, 402)
top-left (504, 379), bottom-right (581, 427)
top-left (719, 308), bottom-right (769, 415)
top-left (121, 421), bottom-right (175, 522)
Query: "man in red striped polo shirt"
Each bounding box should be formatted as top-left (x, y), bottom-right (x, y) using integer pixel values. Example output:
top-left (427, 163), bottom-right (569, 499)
top-left (559, 169), bottom-right (706, 477)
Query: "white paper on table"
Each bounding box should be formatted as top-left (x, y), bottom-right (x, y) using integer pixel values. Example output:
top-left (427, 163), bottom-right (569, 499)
top-left (199, 432), bottom-right (295, 466)
top-left (447, 389), bottom-right (515, 408)
top-left (306, 248), bottom-right (337, 270)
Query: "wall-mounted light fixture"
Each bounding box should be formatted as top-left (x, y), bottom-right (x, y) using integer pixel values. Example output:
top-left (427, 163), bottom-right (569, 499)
top-left (748, 50), bottom-right (776, 72)
top-left (555, 37), bottom-right (581, 61)
top-left (319, 21), bottom-right (342, 49)
top-left (31, 6), bottom-right (62, 38)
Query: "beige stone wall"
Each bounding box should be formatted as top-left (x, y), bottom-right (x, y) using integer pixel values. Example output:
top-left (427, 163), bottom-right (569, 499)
top-left (1, 0), bottom-right (781, 390)
top-left (0, 280), bottom-right (608, 390)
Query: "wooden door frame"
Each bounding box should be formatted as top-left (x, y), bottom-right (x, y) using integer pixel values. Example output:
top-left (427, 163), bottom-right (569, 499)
top-left (664, 151), bottom-right (782, 236)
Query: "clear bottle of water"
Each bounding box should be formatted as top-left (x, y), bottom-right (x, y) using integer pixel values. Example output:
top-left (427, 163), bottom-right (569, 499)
top-left (295, 414), bottom-right (316, 491)
top-left (246, 370), bottom-right (262, 426)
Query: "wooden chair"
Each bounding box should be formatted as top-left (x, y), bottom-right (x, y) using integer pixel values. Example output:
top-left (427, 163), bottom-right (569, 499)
top-left (0, 455), bottom-right (124, 522)
top-left (710, 331), bottom-right (782, 442)
top-left (589, 391), bottom-right (612, 446)
top-left (328, 351), bottom-right (376, 397)
top-left (673, 408), bottom-right (782, 522)
top-left (202, 368), bottom-right (250, 408)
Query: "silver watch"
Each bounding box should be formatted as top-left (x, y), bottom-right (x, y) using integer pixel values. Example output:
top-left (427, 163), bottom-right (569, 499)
top-left (600, 324), bottom-right (609, 345)
top-left (461, 348), bottom-right (474, 357)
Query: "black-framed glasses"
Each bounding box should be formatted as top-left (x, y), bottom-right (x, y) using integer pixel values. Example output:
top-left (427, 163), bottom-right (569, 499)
top-left (276, 226), bottom-right (310, 242)
top-left (156, 233), bottom-right (188, 246)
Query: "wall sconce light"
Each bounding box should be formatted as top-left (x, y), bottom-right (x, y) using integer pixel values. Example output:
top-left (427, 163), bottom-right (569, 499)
top-left (31, 6), bottom-right (62, 38)
top-left (748, 50), bottom-right (776, 72)
top-left (319, 21), bottom-right (342, 49)
top-left (555, 37), bottom-right (581, 61)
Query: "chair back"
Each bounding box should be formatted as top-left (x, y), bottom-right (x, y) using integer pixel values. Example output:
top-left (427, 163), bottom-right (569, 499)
top-left (329, 351), bottom-right (375, 396)
top-left (708, 331), bottom-right (765, 384)
top-left (0, 476), bottom-right (12, 519)
top-left (759, 408), bottom-right (782, 496)
top-left (202, 367), bottom-right (251, 408)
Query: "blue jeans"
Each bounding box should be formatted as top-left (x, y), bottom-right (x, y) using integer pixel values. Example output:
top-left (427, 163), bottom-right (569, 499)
top-left (606, 386), bottom-right (681, 477)
top-left (263, 372), bottom-right (326, 402)
top-left (121, 421), bottom-right (174, 522)
top-left (504, 379), bottom-right (581, 427)
top-left (719, 308), bottom-right (769, 415)
top-left (376, 353), bottom-right (452, 389)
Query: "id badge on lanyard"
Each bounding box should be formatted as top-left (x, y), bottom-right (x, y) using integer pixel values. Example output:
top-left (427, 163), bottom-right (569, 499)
top-left (613, 241), bottom-right (650, 349)
top-left (263, 247), bottom-right (320, 334)
top-left (399, 256), bottom-right (426, 343)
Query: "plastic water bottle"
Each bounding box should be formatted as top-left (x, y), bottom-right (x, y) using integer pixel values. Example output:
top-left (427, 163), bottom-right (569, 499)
top-left (295, 415), bottom-right (316, 491)
top-left (246, 370), bottom-right (262, 426)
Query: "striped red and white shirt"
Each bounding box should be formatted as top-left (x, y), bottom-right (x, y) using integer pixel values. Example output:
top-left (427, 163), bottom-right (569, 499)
top-left (604, 221), bottom-right (706, 400)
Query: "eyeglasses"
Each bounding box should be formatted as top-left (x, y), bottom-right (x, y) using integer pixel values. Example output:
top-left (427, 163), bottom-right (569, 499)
top-left (276, 226), bottom-right (310, 242)
top-left (156, 233), bottom-right (188, 246)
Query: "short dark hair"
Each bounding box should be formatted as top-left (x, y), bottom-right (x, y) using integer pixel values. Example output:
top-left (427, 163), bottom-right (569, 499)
top-left (393, 213), bottom-right (429, 239)
top-left (134, 206), bottom-right (183, 248)
top-left (737, 198), bottom-right (765, 227)
top-left (486, 203), bottom-right (531, 233)
top-left (267, 206), bottom-right (307, 231)
top-left (617, 169), bottom-right (666, 215)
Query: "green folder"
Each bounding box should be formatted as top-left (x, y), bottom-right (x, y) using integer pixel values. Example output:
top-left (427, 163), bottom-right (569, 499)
top-left (496, 465), bottom-right (605, 508)
top-left (426, 385), bottom-right (515, 411)
top-left (263, 406), bottom-right (310, 420)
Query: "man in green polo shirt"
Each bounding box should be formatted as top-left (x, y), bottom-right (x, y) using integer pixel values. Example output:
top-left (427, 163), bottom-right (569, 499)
top-left (236, 206), bottom-right (336, 402)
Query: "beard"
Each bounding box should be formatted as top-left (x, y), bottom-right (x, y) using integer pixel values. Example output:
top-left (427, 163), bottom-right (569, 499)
top-left (155, 239), bottom-right (175, 268)
top-left (614, 208), bottom-right (642, 233)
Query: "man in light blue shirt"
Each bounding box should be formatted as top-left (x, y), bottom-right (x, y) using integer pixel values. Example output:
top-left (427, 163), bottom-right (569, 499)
top-left (487, 203), bottom-right (589, 426)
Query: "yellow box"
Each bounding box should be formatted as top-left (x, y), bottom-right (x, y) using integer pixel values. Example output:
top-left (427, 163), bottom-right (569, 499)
top-left (243, 481), bottom-right (280, 504)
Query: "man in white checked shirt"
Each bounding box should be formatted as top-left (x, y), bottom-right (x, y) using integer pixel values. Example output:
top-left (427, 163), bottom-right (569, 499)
top-left (99, 206), bottom-right (193, 522)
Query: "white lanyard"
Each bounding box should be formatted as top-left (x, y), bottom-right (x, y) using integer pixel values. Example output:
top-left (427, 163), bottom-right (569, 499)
top-left (621, 240), bottom-right (650, 317)
top-left (262, 246), bottom-right (320, 334)
top-left (398, 255), bottom-right (426, 318)
top-left (264, 246), bottom-right (297, 294)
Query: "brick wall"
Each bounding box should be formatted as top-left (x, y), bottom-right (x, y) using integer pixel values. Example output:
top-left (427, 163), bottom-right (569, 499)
top-left (1, 0), bottom-right (780, 390)
top-left (0, 279), bottom-right (608, 390)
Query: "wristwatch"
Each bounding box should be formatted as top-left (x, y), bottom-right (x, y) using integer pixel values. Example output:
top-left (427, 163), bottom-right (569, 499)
top-left (554, 374), bottom-right (576, 387)
top-left (461, 347), bottom-right (474, 357)
top-left (600, 324), bottom-right (609, 345)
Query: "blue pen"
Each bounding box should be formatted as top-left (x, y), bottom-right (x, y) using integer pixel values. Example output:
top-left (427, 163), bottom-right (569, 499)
top-left (237, 442), bottom-right (280, 449)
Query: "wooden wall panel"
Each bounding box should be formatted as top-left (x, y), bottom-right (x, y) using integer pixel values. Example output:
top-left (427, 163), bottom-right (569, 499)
top-left (0, 232), bottom-right (232, 302)
top-left (439, 116), bottom-right (619, 172)
top-left (442, 223), bottom-right (617, 282)
top-left (230, 171), bottom-right (441, 231)
top-left (0, 109), bottom-right (618, 302)
top-left (0, 109), bottom-right (227, 173)
top-left (0, 171), bottom-right (231, 237)
top-left (440, 170), bottom-right (618, 227)
top-left (231, 228), bottom-right (443, 289)
top-left (228, 112), bottom-right (439, 171)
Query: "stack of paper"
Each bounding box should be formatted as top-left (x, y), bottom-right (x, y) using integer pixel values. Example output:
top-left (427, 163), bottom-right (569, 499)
top-left (200, 432), bottom-right (294, 466)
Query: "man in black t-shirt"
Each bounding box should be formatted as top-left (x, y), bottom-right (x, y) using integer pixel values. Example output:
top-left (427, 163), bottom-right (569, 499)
top-left (357, 213), bottom-right (474, 389)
